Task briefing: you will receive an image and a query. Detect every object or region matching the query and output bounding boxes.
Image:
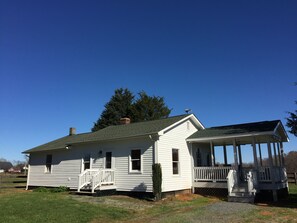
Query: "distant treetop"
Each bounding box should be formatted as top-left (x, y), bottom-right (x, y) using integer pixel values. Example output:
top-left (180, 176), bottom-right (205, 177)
top-left (91, 88), bottom-right (171, 132)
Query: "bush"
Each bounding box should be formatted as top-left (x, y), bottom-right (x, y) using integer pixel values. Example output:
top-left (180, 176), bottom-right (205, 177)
top-left (51, 186), bottom-right (69, 193)
top-left (152, 163), bottom-right (162, 201)
top-left (33, 187), bottom-right (50, 192)
top-left (33, 186), bottom-right (69, 193)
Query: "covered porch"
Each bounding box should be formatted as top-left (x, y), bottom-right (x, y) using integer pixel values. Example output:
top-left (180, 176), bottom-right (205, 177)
top-left (187, 120), bottom-right (289, 202)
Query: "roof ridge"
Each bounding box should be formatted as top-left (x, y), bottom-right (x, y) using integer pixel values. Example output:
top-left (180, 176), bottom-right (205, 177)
top-left (101, 114), bottom-right (190, 128)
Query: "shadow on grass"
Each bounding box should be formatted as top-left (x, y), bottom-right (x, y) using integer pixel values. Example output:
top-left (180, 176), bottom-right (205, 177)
top-left (255, 185), bottom-right (297, 209)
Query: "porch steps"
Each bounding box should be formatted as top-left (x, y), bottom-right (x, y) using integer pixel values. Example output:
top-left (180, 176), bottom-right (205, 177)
top-left (77, 184), bottom-right (117, 194)
top-left (228, 185), bottom-right (255, 203)
top-left (228, 194), bottom-right (255, 203)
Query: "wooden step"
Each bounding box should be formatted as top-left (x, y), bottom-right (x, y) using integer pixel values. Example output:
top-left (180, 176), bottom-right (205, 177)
top-left (99, 185), bottom-right (117, 191)
top-left (228, 195), bottom-right (255, 203)
top-left (72, 191), bottom-right (95, 196)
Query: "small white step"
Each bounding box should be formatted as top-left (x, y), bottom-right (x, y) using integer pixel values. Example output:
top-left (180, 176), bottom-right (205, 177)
top-left (98, 185), bottom-right (117, 191)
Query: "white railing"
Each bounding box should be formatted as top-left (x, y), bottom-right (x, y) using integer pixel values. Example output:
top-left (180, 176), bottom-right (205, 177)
top-left (247, 170), bottom-right (257, 195)
top-left (257, 166), bottom-right (288, 183)
top-left (281, 167), bottom-right (287, 182)
top-left (78, 169), bottom-right (100, 192)
top-left (193, 166), bottom-right (233, 182)
top-left (91, 169), bottom-right (115, 193)
top-left (78, 169), bottom-right (115, 192)
top-left (258, 166), bottom-right (271, 182)
top-left (227, 169), bottom-right (237, 195)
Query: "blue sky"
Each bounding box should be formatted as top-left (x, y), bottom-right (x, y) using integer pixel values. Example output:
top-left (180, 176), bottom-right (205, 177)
top-left (0, 0), bottom-right (296, 162)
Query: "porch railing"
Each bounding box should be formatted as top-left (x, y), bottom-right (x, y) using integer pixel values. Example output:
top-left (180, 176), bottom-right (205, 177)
top-left (258, 166), bottom-right (287, 183)
top-left (78, 169), bottom-right (100, 192)
top-left (193, 166), bottom-right (233, 182)
top-left (78, 169), bottom-right (115, 192)
top-left (91, 169), bottom-right (115, 193)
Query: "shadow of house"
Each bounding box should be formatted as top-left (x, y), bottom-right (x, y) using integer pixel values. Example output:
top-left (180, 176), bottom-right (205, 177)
top-left (132, 182), bottom-right (147, 192)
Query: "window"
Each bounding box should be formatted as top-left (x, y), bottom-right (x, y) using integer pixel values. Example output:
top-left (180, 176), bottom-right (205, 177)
top-left (105, 152), bottom-right (112, 169)
top-left (172, 149), bottom-right (179, 175)
top-left (45, 154), bottom-right (52, 173)
top-left (83, 154), bottom-right (91, 170)
top-left (130, 149), bottom-right (141, 172)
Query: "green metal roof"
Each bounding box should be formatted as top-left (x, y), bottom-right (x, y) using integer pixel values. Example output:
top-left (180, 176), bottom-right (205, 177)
top-left (188, 120), bottom-right (287, 141)
top-left (23, 114), bottom-right (190, 153)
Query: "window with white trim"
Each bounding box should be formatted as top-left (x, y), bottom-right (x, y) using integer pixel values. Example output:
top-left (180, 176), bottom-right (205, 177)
top-left (130, 149), bottom-right (141, 172)
top-left (172, 149), bottom-right (179, 175)
top-left (45, 154), bottom-right (52, 173)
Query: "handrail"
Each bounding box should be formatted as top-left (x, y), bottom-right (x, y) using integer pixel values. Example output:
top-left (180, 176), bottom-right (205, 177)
top-left (78, 169), bottom-right (115, 192)
top-left (92, 171), bottom-right (102, 193)
top-left (247, 170), bottom-right (257, 195)
top-left (78, 169), bottom-right (100, 192)
top-left (227, 169), bottom-right (236, 195)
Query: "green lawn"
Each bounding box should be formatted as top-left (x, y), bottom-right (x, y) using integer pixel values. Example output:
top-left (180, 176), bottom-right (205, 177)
top-left (0, 184), bottom-right (296, 223)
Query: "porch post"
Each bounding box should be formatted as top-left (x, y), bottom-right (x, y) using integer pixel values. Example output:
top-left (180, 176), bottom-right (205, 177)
top-left (280, 142), bottom-right (285, 166)
top-left (233, 139), bottom-right (239, 183)
top-left (223, 145), bottom-right (228, 165)
top-left (189, 142), bottom-right (195, 193)
top-left (210, 141), bottom-right (215, 167)
top-left (267, 142), bottom-right (277, 201)
top-left (238, 145), bottom-right (243, 167)
top-left (252, 138), bottom-right (258, 169)
top-left (258, 144), bottom-right (263, 166)
top-left (273, 142), bottom-right (278, 166)
top-left (277, 142), bottom-right (282, 167)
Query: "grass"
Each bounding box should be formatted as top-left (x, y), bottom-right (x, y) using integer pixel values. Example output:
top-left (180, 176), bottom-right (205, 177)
top-left (0, 184), bottom-right (296, 223)
top-left (0, 191), bottom-right (130, 223)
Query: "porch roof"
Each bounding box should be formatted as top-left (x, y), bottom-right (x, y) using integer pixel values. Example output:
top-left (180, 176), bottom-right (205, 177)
top-left (187, 120), bottom-right (288, 144)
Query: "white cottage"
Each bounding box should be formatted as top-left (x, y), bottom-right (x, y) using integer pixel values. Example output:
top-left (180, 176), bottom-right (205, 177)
top-left (23, 114), bottom-right (289, 202)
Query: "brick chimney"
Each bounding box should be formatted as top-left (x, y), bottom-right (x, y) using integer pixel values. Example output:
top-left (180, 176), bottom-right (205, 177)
top-left (69, 127), bottom-right (76, 136)
top-left (120, 118), bottom-right (131, 125)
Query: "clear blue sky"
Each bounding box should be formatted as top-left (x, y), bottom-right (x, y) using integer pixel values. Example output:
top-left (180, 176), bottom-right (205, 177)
top-left (0, 0), bottom-right (296, 162)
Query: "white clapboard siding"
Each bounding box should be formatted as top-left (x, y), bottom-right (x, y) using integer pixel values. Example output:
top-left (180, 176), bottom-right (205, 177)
top-left (158, 119), bottom-right (198, 192)
top-left (29, 148), bottom-right (82, 188)
top-left (28, 137), bottom-right (154, 192)
top-left (101, 138), bottom-right (153, 192)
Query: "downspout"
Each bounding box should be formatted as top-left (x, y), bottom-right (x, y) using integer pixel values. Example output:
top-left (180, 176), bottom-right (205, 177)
top-left (149, 134), bottom-right (158, 164)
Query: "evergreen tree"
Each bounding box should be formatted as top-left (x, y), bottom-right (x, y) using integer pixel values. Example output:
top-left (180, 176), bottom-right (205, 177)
top-left (92, 89), bottom-right (171, 131)
top-left (286, 110), bottom-right (297, 137)
top-left (131, 91), bottom-right (171, 122)
top-left (92, 88), bottom-right (134, 131)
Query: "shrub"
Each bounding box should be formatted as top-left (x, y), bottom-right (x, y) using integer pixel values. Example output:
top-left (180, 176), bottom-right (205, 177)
top-left (51, 186), bottom-right (69, 193)
top-left (33, 186), bottom-right (69, 193)
top-left (33, 187), bottom-right (50, 192)
top-left (152, 163), bottom-right (162, 201)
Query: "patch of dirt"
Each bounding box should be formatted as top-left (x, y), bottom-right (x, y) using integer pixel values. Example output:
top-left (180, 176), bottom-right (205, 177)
top-left (260, 211), bottom-right (273, 216)
top-left (0, 188), bottom-right (30, 196)
top-left (175, 193), bottom-right (201, 201)
top-left (69, 194), bottom-right (154, 211)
